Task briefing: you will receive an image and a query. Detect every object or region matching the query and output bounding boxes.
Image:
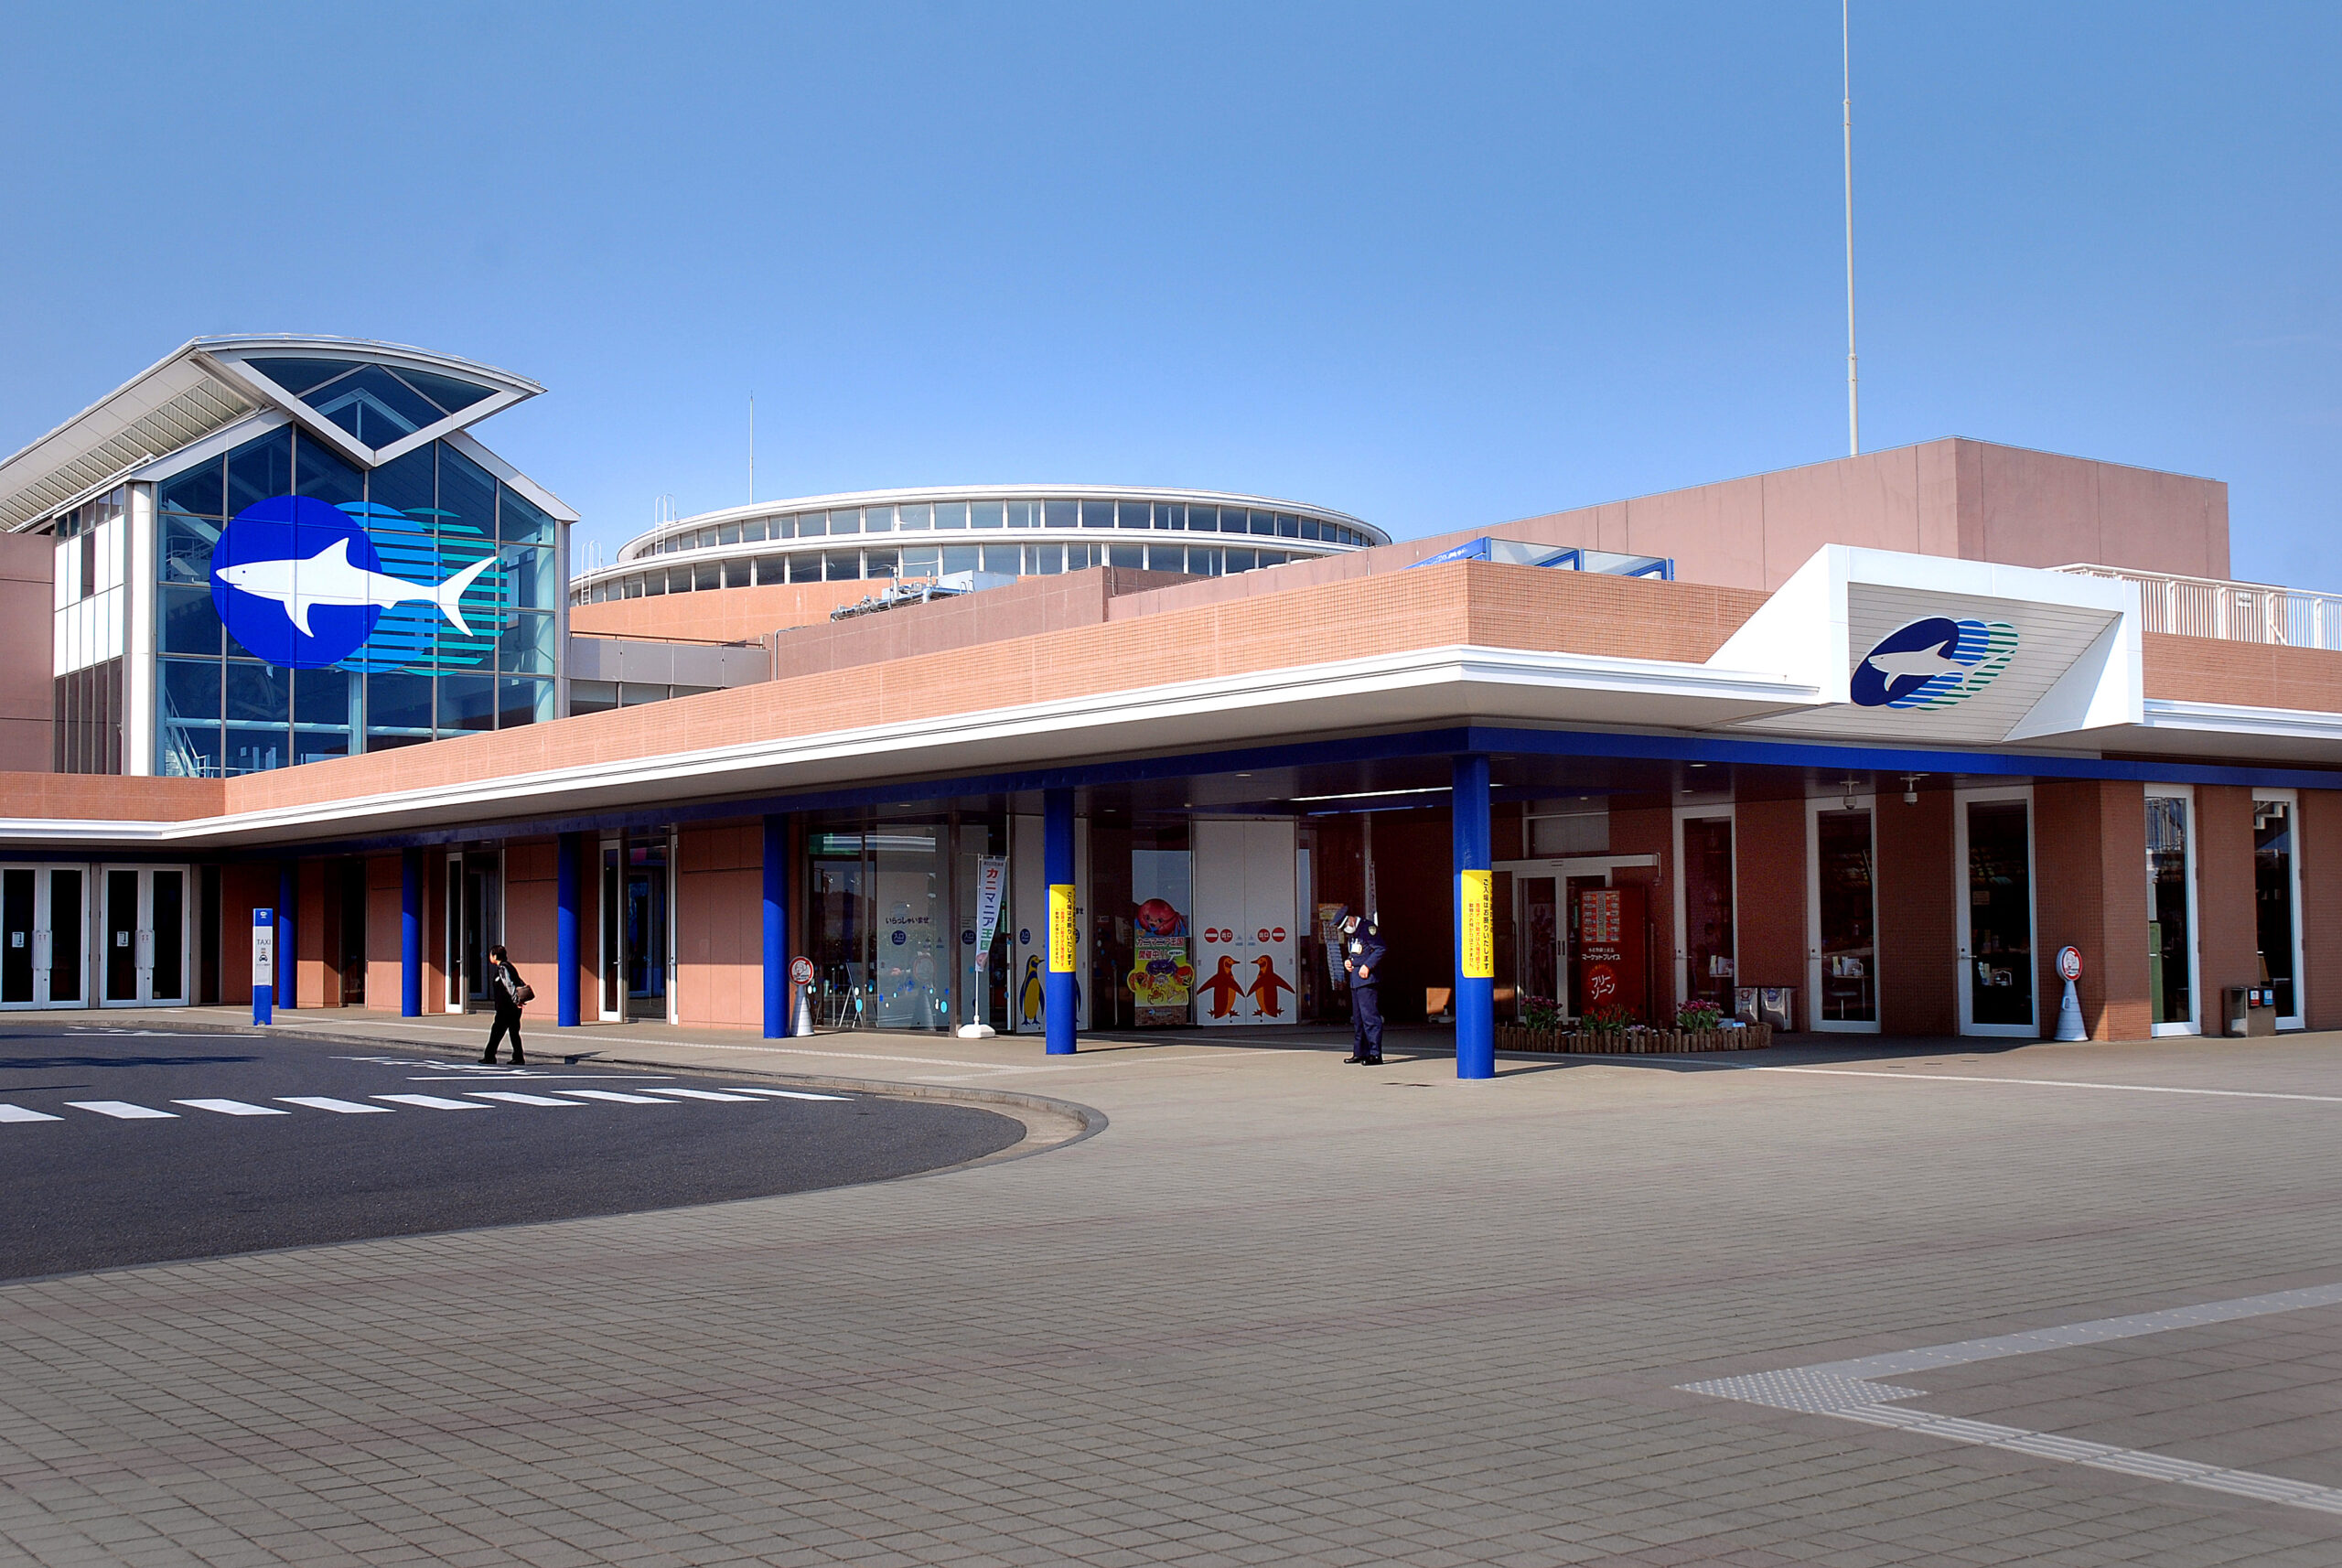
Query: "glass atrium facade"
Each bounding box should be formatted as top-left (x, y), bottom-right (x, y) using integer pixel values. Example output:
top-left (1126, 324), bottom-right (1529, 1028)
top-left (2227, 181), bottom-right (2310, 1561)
top-left (155, 426), bottom-right (560, 776)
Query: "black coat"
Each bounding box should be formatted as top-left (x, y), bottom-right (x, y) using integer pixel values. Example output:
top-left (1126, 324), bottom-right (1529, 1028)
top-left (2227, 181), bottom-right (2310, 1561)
top-left (1345, 923), bottom-right (1389, 988)
top-left (490, 961), bottom-right (526, 1014)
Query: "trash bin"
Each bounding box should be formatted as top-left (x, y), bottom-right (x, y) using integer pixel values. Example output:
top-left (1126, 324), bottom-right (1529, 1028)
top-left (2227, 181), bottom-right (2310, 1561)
top-left (1757, 987), bottom-right (1796, 1030)
top-left (2224, 984), bottom-right (2277, 1038)
top-left (1734, 986), bottom-right (1760, 1023)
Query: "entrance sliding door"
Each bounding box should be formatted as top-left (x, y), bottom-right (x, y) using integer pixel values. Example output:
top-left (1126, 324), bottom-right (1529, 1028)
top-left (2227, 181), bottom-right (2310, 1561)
top-left (443, 850), bottom-right (503, 1014)
top-left (1956, 789), bottom-right (2036, 1036)
top-left (1674, 811), bottom-right (1735, 1011)
top-left (1807, 799), bottom-right (1878, 1032)
top-left (2146, 786), bottom-right (2199, 1036)
top-left (2254, 792), bottom-right (2304, 1029)
top-left (99, 866), bottom-right (188, 1007)
top-left (0, 866), bottom-right (86, 1009)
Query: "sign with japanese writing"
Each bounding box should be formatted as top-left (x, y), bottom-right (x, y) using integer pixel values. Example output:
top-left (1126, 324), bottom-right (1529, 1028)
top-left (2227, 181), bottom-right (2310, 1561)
top-left (1048, 883), bottom-right (1076, 974)
top-left (1459, 870), bottom-right (1493, 980)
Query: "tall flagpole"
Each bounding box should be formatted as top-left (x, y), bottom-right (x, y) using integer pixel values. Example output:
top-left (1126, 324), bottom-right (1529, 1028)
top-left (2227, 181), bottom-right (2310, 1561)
top-left (1842, 0), bottom-right (1859, 456)
top-left (748, 392), bottom-right (756, 503)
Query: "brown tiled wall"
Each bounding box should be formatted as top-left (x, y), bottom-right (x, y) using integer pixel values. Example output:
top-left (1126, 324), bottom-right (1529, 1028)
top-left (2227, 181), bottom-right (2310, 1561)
top-left (678, 822), bottom-right (760, 1029)
top-left (364, 854), bottom-right (403, 1013)
top-left (2142, 635), bottom-right (2342, 712)
top-left (0, 536), bottom-right (53, 772)
top-left (572, 578), bottom-right (884, 641)
top-left (0, 773), bottom-right (223, 819)
top-left (2194, 787), bottom-right (2261, 1028)
top-left (296, 861), bottom-right (326, 1009)
top-left (1875, 791), bottom-right (1957, 1036)
top-left (2034, 780), bottom-right (2150, 1040)
top-left (1732, 794), bottom-right (1807, 1021)
top-left (504, 840), bottom-right (559, 1003)
top-left (774, 569), bottom-right (1189, 677)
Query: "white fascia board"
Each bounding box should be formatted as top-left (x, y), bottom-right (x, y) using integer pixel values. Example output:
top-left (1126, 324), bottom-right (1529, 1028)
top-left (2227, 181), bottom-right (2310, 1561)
top-left (442, 431), bottom-right (581, 522)
top-left (2139, 698), bottom-right (2342, 745)
top-left (2004, 591), bottom-right (2146, 741)
top-left (1705, 546), bottom-right (1851, 701)
top-left (0, 644), bottom-right (1812, 848)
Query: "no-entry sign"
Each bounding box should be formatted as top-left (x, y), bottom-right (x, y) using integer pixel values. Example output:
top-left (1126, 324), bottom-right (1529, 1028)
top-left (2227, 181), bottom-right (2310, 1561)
top-left (2057, 945), bottom-right (2083, 981)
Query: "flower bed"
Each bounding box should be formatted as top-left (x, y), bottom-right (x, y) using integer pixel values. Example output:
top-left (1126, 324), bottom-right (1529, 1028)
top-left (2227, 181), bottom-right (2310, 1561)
top-left (1497, 1022), bottom-right (1773, 1055)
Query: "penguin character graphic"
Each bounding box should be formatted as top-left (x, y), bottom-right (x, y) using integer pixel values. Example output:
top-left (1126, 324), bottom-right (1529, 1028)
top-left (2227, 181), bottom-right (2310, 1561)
top-left (1246, 955), bottom-right (1295, 1018)
top-left (1019, 954), bottom-right (1045, 1028)
top-left (1198, 955), bottom-right (1248, 1019)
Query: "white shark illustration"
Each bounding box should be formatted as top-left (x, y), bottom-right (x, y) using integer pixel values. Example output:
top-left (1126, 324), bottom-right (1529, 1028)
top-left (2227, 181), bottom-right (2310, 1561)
top-left (215, 538), bottom-right (496, 638)
top-left (1864, 646), bottom-right (1969, 682)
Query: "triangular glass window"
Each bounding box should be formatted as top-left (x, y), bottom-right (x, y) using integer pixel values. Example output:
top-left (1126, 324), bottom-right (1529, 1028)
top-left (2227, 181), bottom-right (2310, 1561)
top-left (246, 357), bottom-right (501, 449)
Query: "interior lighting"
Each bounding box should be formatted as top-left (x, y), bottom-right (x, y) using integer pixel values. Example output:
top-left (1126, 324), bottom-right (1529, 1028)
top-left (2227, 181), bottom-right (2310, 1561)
top-left (1288, 786), bottom-right (1451, 803)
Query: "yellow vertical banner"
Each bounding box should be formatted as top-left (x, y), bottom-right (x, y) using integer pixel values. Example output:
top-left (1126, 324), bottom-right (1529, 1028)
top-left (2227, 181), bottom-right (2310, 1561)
top-left (1048, 883), bottom-right (1077, 973)
top-left (1459, 869), bottom-right (1493, 980)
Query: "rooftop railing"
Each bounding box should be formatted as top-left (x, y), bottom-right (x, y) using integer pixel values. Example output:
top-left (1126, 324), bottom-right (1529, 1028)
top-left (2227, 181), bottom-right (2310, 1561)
top-left (2056, 564), bottom-right (2342, 650)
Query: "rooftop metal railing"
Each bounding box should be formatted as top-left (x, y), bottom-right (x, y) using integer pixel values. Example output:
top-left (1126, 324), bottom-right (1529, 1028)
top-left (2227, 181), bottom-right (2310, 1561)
top-left (2054, 564), bottom-right (2342, 651)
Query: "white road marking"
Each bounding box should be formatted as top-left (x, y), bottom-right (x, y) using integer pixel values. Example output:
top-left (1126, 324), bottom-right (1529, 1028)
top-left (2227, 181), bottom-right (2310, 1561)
top-left (556, 1090), bottom-right (677, 1105)
top-left (66, 1101), bottom-right (177, 1120)
top-left (725, 1087), bottom-right (852, 1101)
top-left (0, 1104), bottom-right (63, 1122)
top-left (636, 1087), bottom-right (758, 1102)
top-left (468, 1091), bottom-right (586, 1107)
top-left (276, 1096), bottom-right (393, 1114)
top-left (1682, 1280), bottom-right (2342, 1518)
top-left (372, 1094), bottom-right (490, 1111)
top-left (172, 1099), bottom-right (288, 1116)
top-left (1747, 1065), bottom-right (2342, 1105)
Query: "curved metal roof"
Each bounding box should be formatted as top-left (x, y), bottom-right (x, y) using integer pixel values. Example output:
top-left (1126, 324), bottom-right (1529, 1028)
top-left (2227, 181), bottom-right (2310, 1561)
top-left (614, 483), bottom-right (1384, 564)
top-left (0, 336), bottom-right (545, 532)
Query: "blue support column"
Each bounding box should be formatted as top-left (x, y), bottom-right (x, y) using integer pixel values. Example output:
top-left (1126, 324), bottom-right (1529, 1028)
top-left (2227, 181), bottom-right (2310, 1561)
top-left (1453, 754), bottom-right (1495, 1079)
top-left (400, 850), bottom-right (423, 1018)
top-left (276, 861), bottom-right (296, 1010)
top-left (1043, 787), bottom-right (1077, 1055)
top-left (556, 832), bottom-right (582, 1028)
top-left (762, 813), bottom-right (790, 1038)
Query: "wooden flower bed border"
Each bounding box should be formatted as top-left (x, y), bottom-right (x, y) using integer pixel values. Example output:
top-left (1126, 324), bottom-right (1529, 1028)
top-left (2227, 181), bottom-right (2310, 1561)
top-left (1498, 1022), bottom-right (1774, 1055)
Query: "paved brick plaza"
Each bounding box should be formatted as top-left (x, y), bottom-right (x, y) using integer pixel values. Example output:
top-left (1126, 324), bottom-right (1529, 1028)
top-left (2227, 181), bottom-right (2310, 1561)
top-left (5, 1016), bottom-right (2341, 1566)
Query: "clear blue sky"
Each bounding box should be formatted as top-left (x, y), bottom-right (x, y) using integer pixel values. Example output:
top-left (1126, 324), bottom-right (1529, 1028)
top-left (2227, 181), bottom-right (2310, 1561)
top-left (5, 4), bottom-right (2336, 584)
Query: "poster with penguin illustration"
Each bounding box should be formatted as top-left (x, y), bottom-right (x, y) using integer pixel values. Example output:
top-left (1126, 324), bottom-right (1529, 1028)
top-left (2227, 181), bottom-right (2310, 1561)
top-left (1008, 814), bottom-right (1090, 1033)
top-left (1190, 819), bottom-right (1298, 1027)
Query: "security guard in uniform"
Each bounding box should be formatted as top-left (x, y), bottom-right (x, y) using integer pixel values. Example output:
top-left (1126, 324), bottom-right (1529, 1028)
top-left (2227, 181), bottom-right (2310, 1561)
top-left (1341, 913), bottom-right (1387, 1065)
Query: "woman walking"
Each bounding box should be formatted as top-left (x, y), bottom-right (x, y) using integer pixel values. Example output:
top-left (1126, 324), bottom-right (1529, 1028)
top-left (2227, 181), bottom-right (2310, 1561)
top-left (481, 944), bottom-right (530, 1066)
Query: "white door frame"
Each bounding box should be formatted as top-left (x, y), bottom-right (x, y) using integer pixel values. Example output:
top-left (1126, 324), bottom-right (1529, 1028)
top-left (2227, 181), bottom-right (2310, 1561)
top-left (1671, 807), bottom-right (1737, 1011)
top-left (665, 827), bottom-right (681, 1026)
top-left (98, 865), bottom-right (190, 1008)
top-left (0, 865), bottom-right (91, 1010)
top-left (597, 835), bottom-right (624, 1022)
top-left (1952, 785), bottom-right (2039, 1037)
top-left (2145, 783), bottom-right (2202, 1036)
top-left (2253, 788), bottom-right (2307, 1030)
top-left (444, 851), bottom-right (466, 1014)
top-left (1806, 795), bottom-right (1881, 1034)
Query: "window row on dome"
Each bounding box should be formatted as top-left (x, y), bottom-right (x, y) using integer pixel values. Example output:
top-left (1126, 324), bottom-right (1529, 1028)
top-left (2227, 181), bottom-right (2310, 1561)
top-left (643, 499), bottom-right (1370, 557)
top-left (579, 542), bottom-right (1307, 602)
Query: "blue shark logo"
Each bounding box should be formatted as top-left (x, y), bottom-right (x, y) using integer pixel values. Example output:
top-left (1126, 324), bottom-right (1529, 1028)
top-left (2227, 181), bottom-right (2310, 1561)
top-left (1851, 617), bottom-right (2017, 709)
top-left (209, 496), bottom-right (504, 672)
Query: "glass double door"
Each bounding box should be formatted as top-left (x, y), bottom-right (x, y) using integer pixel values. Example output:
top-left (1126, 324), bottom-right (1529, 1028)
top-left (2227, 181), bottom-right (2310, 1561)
top-left (1955, 790), bottom-right (2036, 1036)
top-left (100, 866), bottom-right (188, 1007)
top-left (1499, 855), bottom-right (1653, 1020)
top-left (1, 866), bottom-right (86, 1009)
top-left (444, 851), bottom-right (502, 1013)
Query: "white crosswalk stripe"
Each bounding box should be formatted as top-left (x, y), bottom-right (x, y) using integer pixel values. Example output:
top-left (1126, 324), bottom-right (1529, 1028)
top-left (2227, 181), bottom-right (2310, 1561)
top-left (1, 1083), bottom-right (842, 1126)
top-left (468, 1091), bottom-right (586, 1107)
top-left (638, 1087), bottom-right (758, 1102)
top-left (726, 1087), bottom-right (852, 1101)
top-left (67, 1101), bottom-right (177, 1120)
top-left (0, 1104), bottom-right (64, 1122)
top-left (556, 1090), bottom-right (679, 1105)
top-left (173, 1099), bottom-right (288, 1117)
top-left (276, 1096), bottom-right (393, 1114)
top-left (372, 1094), bottom-right (490, 1111)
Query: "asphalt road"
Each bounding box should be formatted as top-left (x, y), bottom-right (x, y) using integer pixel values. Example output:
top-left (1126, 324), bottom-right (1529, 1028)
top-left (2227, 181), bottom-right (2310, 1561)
top-left (0, 1024), bottom-right (1024, 1281)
